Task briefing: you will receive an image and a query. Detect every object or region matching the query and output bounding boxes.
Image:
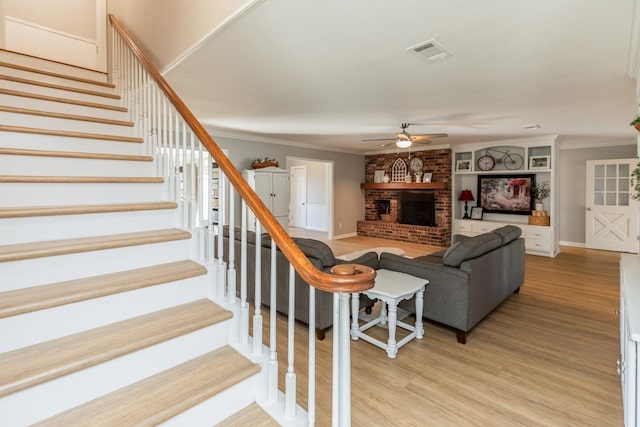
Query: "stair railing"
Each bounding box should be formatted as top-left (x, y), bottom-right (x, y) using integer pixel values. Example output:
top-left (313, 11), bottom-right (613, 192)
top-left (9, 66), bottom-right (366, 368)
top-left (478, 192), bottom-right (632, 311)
top-left (108, 14), bottom-right (375, 426)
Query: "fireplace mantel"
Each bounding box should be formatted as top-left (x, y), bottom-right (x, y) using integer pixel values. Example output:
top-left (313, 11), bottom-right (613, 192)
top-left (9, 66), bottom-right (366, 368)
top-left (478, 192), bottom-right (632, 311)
top-left (360, 182), bottom-right (445, 190)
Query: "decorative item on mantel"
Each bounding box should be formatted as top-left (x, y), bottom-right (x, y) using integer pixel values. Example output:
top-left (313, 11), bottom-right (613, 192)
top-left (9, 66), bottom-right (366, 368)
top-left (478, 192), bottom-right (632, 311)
top-left (252, 157), bottom-right (279, 169)
top-left (630, 116), bottom-right (640, 132)
top-left (458, 189), bottom-right (475, 219)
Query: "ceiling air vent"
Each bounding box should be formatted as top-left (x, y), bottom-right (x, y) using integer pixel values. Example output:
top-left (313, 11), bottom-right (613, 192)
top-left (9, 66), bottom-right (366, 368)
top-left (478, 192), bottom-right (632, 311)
top-left (407, 39), bottom-right (452, 62)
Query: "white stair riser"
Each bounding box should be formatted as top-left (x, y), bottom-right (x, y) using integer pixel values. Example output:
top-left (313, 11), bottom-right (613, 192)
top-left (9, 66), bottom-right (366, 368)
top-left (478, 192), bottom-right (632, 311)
top-left (0, 239), bottom-right (191, 292)
top-left (0, 79), bottom-right (121, 106)
top-left (0, 322), bottom-right (230, 427)
top-left (0, 93), bottom-right (128, 121)
top-left (1, 182), bottom-right (166, 207)
top-left (0, 155), bottom-right (154, 177)
top-left (0, 110), bottom-right (136, 137)
top-left (0, 51), bottom-right (108, 82)
top-left (0, 65), bottom-right (115, 92)
top-left (163, 374), bottom-right (260, 427)
top-left (1, 276), bottom-right (207, 352)
top-left (0, 131), bottom-right (149, 156)
top-left (0, 209), bottom-right (178, 245)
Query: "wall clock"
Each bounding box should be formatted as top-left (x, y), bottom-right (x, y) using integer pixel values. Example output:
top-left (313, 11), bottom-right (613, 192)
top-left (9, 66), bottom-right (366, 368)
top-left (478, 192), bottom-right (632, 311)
top-left (410, 157), bottom-right (423, 172)
top-left (476, 154), bottom-right (496, 171)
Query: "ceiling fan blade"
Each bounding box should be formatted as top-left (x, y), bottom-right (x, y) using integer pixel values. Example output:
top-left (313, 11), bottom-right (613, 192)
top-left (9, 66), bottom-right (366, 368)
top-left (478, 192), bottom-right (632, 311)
top-left (362, 137), bottom-right (396, 142)
top-left (412, 133), bottom-right (448, 139)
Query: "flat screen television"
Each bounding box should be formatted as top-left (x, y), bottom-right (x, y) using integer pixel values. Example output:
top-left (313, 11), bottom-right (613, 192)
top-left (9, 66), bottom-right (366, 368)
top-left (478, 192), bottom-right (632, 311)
top-left (477, 174), bottom-right (535, 215)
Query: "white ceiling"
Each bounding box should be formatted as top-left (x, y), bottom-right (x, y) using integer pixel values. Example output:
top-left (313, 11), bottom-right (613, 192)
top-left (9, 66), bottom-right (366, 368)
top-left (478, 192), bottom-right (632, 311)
top-left (165, 0), bottom-right (639, 154)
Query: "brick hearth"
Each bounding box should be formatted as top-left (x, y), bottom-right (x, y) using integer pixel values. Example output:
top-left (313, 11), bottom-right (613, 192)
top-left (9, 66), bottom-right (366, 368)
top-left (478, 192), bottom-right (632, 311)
top-left (360, 149), bottom-right (452, 246)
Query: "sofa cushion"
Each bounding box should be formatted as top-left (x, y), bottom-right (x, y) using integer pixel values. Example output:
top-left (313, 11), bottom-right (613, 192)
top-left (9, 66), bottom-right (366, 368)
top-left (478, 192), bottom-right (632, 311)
top-left (441, 232), bottom-right (502, 267)
top-left (492, 225), bottom-right (522, 245)
top-left (293, 237), bottom-right (336, 268)
top-left (223, 225), bottom-right (270, 246)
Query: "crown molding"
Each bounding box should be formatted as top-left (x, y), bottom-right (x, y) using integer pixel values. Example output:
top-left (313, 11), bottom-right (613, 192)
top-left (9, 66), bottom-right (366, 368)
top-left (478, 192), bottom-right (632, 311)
top-left (558, 137), bottom-right (636, 150)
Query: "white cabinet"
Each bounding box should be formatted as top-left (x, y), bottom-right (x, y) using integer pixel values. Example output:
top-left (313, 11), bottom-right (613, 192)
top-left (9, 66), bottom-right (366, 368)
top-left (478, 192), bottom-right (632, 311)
top-left (453, 219), bottom-right (554, 256)
top-left (452, 136), bottom-right (559, 257)
top-left (243, 167), bottom-right (289, 232)
top-left (620, 254), bottom-right (640, 427)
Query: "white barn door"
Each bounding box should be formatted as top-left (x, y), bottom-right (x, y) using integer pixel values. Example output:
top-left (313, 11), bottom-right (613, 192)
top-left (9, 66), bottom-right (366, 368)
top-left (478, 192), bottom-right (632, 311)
top-left (585, 158), bottom-right (638, 253)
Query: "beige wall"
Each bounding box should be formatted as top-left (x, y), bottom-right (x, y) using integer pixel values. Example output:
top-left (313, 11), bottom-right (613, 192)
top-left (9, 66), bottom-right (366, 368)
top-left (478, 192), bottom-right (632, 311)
top-left (107, 0), bottom-right (254, 71)
top-left (6, 0), bottom-right (96, 39)
top-left (211, 135), bottom-right (365, 236)
top-left (558, 143), bottom-right (637, 244)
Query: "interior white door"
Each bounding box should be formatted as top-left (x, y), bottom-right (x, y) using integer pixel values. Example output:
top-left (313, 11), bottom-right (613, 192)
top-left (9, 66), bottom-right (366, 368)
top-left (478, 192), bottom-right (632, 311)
top-left (290, 166), bottom-right (307, 228)
top-left (585, 158), bottom-right (638, 253)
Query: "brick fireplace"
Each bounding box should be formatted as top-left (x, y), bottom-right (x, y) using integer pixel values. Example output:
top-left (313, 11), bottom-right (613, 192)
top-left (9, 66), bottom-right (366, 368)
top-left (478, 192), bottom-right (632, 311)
top-left (357, 149), bottom-right (452, 247)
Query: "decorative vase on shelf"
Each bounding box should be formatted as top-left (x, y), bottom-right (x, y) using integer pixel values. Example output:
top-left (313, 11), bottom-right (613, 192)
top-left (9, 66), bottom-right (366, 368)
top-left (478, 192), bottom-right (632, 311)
top-left (405, 173), bottom-right (412, 183)
top-left (383, 174), bottom-right (390, 183)
top-left (535, 199), bottom-right (544, 211)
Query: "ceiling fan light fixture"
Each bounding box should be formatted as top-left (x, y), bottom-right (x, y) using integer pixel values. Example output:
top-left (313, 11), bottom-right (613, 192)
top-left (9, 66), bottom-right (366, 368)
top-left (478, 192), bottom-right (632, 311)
top-left (396, 139), bottom-right (412, 148)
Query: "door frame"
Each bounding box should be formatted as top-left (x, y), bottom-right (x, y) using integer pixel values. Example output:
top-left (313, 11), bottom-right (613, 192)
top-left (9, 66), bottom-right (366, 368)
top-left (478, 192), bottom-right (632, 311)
top-left (286, 156), bottom-right (334, 239)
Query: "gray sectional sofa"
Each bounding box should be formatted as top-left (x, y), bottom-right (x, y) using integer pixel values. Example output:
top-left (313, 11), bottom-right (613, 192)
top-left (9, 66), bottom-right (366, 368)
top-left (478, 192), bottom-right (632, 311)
top-left (220, 226), bottom-right (379, 339)
top-left (378, 225), bottom-right (525, 343)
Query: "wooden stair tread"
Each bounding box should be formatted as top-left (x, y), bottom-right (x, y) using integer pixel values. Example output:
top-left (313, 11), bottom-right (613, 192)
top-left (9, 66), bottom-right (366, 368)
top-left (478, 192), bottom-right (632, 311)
top-left (0, 201), bottom-right (177, 219)
top-left (0, 124), bottom-right (143, 143)
top-left (0, 300), bottom-right (232, 398)
top-left (0, 49), bottom-right (108, 78)
top-left (216, 403), bottom-right (280, 427)
top-left (0, 74), bottom-right (119, 99)
top-left (0, 175), bottom-right (163, 184)
top-left (0, 147), bottom-right (152, 162)
top-left (0, 61), bottom-right (115, 88)
top-left (0, 105), bottom-right (133, 126)
top-left (0, 228), bottom-right (190, 263)
top-left (0, 260), bottom-right (206, 318)
top-left (0, 88), bottom-right (127, 112)
top-left (35, 347), bottom-right (259, 427)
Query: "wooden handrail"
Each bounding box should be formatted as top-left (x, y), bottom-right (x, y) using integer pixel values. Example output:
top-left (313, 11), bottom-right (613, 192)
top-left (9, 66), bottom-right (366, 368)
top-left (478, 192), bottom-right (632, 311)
top-left (108, 14), bottom-right (375, 293)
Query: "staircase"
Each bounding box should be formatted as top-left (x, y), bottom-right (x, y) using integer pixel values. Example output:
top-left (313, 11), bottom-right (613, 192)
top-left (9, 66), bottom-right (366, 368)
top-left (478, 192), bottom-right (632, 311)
top-left (0, 50), bottom-right (276, 426)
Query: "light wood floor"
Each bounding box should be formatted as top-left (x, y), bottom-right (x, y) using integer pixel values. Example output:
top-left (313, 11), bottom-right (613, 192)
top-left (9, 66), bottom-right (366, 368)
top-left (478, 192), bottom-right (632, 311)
top-left (264, 230), bottom-right (623, 426)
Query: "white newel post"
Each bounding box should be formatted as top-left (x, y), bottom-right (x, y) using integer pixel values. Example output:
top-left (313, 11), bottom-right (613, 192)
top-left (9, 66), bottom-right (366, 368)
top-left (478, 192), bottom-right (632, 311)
top-left (332, 292), bottom-right (352, 426)
top-left (285, 264), bottom-right (297, 419)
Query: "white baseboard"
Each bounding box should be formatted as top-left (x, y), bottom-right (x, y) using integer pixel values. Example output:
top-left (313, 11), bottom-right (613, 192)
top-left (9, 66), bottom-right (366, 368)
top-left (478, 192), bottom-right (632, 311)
top-left (559, 241), bottom-right (585, 248)
top-left (332, 232), bottom-right (358, 240)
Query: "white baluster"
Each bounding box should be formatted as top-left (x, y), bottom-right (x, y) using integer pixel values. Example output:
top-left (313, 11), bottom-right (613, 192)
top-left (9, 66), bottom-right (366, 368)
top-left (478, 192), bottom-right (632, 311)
top-left (253, 222), bottom-right (263, 355)
top-left (227, 187), bottom-right (236, 305)
top-left (216, 171), bottom-right (226, 298)
top-left (285, 264), bottom-right (297, 419)
top-left (240, 202), bottom-right (249, 344)
top-left (268, 239), bottom-right (278, 403)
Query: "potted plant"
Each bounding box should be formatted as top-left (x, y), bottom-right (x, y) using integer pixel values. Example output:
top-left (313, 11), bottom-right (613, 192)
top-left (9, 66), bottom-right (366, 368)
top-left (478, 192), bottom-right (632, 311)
top-left (531, 181), bottom-right (550, 211)
top-left (631, 161), bottom-right (640, 200)
top-left (630, 117), bottom-right (640, 132)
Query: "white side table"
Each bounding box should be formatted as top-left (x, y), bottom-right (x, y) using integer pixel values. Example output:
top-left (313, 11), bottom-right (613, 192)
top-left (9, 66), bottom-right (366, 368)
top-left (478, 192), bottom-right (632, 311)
top-left (350, 269), bottom-right (427, 358)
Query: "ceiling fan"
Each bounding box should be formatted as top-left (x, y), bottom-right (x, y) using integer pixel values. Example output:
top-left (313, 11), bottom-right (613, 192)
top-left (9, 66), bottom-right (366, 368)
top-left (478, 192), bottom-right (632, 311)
top-left (363, 123), bottom-right (448, 148)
